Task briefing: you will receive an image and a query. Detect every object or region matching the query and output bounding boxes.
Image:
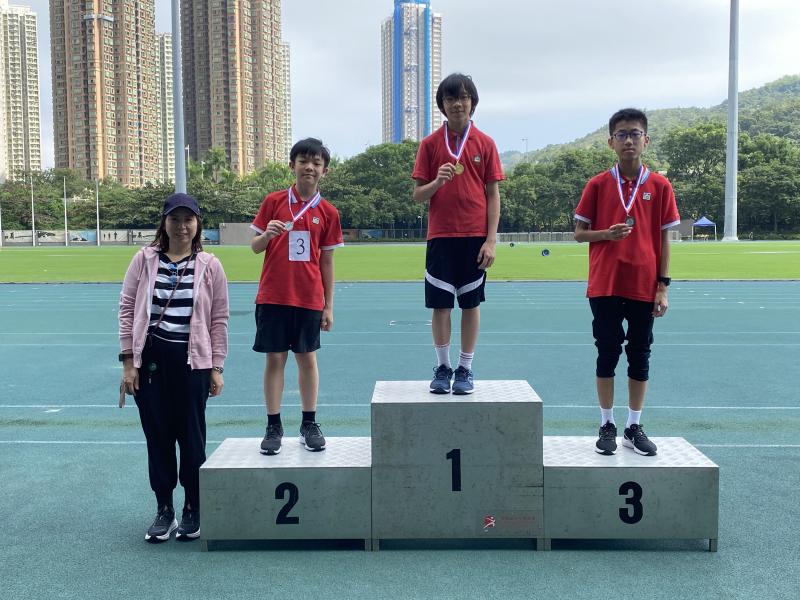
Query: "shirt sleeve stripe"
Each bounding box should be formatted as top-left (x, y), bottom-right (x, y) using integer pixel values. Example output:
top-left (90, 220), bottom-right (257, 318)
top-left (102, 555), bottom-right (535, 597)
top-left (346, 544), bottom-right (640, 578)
top-left (661, 219), bottom-right (680, 230)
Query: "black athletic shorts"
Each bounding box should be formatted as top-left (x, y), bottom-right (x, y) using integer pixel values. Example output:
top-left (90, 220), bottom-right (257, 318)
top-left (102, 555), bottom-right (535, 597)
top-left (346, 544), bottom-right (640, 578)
top-left (425, 236), bottom-right (487, 309)
top-left (253, 304), bottom-right (322, 353)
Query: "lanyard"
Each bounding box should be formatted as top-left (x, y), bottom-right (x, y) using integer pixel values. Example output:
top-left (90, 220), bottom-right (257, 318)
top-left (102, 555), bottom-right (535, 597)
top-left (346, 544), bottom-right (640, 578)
top-left (443, 120), bottom-right (472, 163)
top-left (610, 164), bottom-right (649, 215)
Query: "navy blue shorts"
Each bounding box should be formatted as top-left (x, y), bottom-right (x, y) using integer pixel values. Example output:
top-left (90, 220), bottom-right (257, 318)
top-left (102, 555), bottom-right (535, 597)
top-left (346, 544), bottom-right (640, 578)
top-left (253, 304), bottom-right (322, 354)
top-left (425, 237), bottom-right (487, 309)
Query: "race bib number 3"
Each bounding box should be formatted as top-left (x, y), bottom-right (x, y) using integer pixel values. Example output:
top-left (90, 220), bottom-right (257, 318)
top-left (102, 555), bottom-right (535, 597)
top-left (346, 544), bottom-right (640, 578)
top-left (289, 230), bottom-right (311, 262)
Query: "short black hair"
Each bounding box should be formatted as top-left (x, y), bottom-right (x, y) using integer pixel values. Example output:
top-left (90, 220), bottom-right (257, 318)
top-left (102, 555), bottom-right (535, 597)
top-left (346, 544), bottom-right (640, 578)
top-left (436, 73), bottom-right (479, 117)
top-left (608, 108), bottom-right (648, 135)
top-left (290, 138), bottom-right (331, 167)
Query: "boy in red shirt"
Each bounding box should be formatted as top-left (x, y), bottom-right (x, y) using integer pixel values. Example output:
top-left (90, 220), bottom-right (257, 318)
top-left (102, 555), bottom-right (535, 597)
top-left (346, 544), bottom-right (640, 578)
top-left (574, 108), bottom-right (680, 456)
top-left (250, 138), bottom-right (344, 455)
top-left (412, 73), bottom-right (504, 394)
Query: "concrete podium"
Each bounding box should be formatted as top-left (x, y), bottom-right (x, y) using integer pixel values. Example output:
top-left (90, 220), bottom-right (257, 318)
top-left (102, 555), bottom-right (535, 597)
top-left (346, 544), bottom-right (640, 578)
top-left (542, 436), bottom-right (719, 551)
top-left (200, 437), bottom-right (372, 550)
top-left (370, 380), bottom-right (544, 547)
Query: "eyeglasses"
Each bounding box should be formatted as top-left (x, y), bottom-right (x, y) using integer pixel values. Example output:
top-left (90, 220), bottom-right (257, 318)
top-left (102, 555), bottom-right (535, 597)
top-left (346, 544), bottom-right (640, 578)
top-left (443, 94), bottom-right (471, 105)
top-left (611, 130), bottom-right (646, 142)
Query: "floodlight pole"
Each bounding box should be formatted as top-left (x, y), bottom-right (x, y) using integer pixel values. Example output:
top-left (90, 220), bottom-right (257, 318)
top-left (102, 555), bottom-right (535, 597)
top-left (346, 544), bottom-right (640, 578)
top-left (723, 0), bottom-right (739, 241)
top-left (172, 0), bottom-right (187, 193)
top-left (95, 179), bottom-right (101, 246)
top-left (63, 176), bottom-right (69, 246)
top-left (30, 174), bottom-right (36, 247)
top-left (0, 195), bottom-right (3, 248)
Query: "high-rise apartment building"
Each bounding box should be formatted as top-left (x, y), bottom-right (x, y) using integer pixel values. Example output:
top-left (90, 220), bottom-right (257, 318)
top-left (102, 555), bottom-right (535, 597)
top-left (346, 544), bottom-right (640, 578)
top-left (182, 0), bottom-right (291, 176)
top-left (50, 0), bottom-right (160, 186)
top-left (0, 0), bottom-right (41, 182)
top-left (156, 32), bottom-right (175, 183)
top-left (381, 0), bottom-right (442, 144)
top-left (278, 41), bottom-right (291, 160)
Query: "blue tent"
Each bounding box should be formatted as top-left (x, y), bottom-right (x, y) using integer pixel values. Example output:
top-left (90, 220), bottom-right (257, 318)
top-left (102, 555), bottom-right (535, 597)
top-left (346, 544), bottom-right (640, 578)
top-left (692, 216), bottom-right (717, 241)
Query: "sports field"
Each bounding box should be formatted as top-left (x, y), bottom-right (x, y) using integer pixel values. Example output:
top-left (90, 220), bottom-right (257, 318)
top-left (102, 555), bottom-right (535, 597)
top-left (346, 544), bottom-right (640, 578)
top-left (1, 246), bottom-right (799, 599)
top-left (0, 240), bottom-right (798, 282)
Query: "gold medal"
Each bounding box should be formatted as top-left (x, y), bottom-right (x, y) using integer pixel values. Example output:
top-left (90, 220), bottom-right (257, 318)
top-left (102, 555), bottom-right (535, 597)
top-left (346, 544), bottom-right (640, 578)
top-left (454, 162), bottom-right (464, 175)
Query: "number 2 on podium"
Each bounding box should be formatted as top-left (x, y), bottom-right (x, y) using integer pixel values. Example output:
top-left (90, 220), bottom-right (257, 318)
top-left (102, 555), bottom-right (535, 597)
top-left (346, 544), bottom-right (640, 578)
top-left (446, 448), bottom-right (461, 492)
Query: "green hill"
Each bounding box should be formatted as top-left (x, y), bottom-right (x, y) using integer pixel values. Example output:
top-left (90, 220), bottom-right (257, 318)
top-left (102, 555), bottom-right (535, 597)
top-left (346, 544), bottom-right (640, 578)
top-left (502, 74), bottom-right (800, 170)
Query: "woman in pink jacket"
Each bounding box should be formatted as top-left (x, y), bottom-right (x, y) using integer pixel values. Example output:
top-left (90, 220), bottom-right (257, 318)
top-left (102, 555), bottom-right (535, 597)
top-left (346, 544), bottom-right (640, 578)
top-left (118, 193), bottom-right (229, 543)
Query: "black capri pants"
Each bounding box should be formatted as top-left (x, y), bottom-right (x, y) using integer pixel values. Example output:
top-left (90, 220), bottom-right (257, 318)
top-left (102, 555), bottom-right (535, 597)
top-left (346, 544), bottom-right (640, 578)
top-left (589, 296), bottom-right (654, 382)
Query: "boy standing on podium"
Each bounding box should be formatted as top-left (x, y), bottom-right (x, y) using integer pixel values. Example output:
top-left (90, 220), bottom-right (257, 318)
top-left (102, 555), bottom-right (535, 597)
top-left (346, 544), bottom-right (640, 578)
top-left (250, 138), bottom-right (344, 455)
top-left (574, 108), bottom-right (680, 457)
top-left (412, 73), bottom-right (504, 395)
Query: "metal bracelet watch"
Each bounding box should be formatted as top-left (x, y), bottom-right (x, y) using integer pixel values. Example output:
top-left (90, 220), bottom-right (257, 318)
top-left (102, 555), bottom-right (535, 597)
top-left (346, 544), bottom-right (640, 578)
top-left (212, 366), bottom-right (224, 374)
top-left (657, 276), bottom-right (671, 286)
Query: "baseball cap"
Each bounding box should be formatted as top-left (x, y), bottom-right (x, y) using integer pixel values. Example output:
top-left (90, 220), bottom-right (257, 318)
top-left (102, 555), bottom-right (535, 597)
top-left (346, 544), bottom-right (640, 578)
top-left (163, 193), bottom-right (201, 216)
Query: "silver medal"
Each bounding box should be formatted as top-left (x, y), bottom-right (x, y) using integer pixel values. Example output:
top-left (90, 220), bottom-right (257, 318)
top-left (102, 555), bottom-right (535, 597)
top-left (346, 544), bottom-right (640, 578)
top-left (625, 217), bottom-right (635, 227)
top-left (284, 220), bottom-right (294, 231)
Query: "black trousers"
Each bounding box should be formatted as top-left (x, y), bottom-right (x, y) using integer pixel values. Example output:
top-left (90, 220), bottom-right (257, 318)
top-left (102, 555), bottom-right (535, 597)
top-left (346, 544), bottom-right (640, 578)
top-left (135, 336), bottom-right (210, 509)
top-left (589, 296), bottom-right (655, 382)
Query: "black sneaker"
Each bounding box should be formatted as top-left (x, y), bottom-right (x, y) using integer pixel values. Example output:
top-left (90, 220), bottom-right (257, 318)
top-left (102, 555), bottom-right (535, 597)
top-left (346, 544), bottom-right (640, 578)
top-left (429, 364), bottom-right (453, 394)
top-left (145, 505), bottom-right (177, 543)
top-left (451, 366), bottom-right (474, 395)
top-left (176, 506), bottom-right (200, 541)
top-left (260, 423), bottom-right (283, 455)
top-left (300, 420), bottom-right (326, 452)
top-left (595, 421), bottom-right (617, 455)
top-left (623, 423), bottom-right (658, 456)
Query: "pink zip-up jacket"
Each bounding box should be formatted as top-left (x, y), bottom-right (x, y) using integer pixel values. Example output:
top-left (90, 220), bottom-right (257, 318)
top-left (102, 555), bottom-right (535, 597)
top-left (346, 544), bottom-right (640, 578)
top-left (119, 246), bottom-right (229, 369)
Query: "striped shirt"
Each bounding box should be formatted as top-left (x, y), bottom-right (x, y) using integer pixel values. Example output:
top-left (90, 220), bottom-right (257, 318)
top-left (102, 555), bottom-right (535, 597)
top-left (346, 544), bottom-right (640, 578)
top-left (149, 252), bottom-right (195, 343)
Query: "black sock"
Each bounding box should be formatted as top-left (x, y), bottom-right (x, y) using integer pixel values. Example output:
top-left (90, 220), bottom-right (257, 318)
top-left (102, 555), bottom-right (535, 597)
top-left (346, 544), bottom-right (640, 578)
top-left (267, 413), bottom-right (282, 426)
top-left (302, 411), bottom-right (316, 423)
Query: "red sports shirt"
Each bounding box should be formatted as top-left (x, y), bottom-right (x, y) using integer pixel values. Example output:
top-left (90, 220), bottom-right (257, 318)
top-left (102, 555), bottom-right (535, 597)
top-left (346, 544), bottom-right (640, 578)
top-left (251, 187), bottom-right (344, 310)
top-left (575, 167), bottom-right (680, 302)
top-left (412, 122), bottom-right (504, 239)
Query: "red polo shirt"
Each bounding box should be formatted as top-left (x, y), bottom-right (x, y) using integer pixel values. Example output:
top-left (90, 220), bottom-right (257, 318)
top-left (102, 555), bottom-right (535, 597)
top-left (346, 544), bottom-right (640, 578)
top-left (412, 122), bottom-right (504, 239)
top-left (575, 167), bottom-right (680, 302)
top-left (251, 187), bottom-right (344, 310)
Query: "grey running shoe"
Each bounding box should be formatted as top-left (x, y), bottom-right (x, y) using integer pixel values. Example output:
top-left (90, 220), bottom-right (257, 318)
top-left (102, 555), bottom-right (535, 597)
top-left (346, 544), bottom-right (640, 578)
top-left (300, 420), bottom-right (326, 452)
top-left (145, 505), bottom-right (177, 543)
top-left (429, 365), bottom-right (453, 394)
top-left (176, 507), bottom-right (200, 541)
top-left (595, 421), bottom-right (618, 455)
top-left (451, 366), bottom-right (474, 395)
top-left (260, 423), bottom-right (283, 455)
top-left (623, 424), bottom-right (658, 456)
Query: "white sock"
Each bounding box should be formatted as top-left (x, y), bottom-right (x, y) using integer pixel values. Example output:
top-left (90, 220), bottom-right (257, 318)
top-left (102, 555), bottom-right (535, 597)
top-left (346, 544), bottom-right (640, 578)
top-left (600, 408), bottom-right (615, 427)
top-left (626, 409), bottom-right (642, 429)
top-left (458, 350), bottom-right (474, 371)
top-left (435, 344), bottom-right (451, 368)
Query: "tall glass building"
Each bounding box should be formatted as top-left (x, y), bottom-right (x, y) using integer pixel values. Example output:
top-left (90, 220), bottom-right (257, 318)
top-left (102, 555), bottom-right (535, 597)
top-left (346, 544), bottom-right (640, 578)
top-left (381, 0), bottom-right (442, 143)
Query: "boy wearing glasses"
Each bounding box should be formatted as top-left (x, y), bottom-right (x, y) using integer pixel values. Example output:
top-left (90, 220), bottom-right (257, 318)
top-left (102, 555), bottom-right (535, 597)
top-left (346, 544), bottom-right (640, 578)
top-left (250, 138), bottom-right (344, 455)
top-left (574, 108), bottom-right (680, 456)
top-left (412, 72), bottom-right (504, 395)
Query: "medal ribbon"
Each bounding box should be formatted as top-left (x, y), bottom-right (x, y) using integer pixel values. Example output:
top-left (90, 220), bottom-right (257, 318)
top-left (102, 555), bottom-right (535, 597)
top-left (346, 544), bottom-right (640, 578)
top-left (287, 186), bottom-right (322, 224)
top-left (610, 164), bottom-right (649, 216)
top-left (444, 120), bottom-right (472, 163)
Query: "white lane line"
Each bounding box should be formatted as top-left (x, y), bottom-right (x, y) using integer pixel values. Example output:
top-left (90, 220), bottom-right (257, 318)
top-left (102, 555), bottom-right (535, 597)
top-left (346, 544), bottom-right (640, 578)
top-left (1, 404), bottom-right (798, 410)
top-left (696, 444), bottom-right (800, 448)
top-left (1, 441), bottom-right (797, 448)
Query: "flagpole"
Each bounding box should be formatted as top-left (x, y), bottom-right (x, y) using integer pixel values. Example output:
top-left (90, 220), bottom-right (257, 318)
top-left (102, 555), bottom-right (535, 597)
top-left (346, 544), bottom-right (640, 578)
top-left (30, 174), bottom-right (36, 247)
top-left (723, 0), bottom-right (739, 241)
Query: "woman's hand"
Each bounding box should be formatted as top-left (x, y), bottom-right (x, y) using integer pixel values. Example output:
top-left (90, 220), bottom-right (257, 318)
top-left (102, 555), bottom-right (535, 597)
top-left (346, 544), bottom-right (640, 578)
top-left (210, 370), bottom-right (224, 396)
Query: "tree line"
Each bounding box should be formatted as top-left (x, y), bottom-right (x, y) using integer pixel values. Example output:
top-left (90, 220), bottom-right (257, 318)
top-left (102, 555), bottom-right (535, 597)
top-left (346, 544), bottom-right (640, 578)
top-left (1, 122), bottom-right (798, 237)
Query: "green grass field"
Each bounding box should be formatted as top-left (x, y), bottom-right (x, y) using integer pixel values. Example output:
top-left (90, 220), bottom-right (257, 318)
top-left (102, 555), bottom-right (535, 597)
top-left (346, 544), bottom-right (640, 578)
top-left (0, 241), bottom-right (798, 282)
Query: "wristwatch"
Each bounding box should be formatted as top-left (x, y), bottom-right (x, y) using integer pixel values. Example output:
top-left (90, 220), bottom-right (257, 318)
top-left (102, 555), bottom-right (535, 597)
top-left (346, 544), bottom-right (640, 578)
top-left (212, 366), bottom-right (224, 374)
top-left (118, 352), bottom-right (133, 362)
top-left (657, 276), bottom-right (671, 286)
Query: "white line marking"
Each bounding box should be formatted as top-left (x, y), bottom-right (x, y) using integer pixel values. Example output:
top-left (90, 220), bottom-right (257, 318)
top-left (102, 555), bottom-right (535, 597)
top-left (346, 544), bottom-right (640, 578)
top-left (1, 404), bottom-right (797, 410)
top-left (695, 444), bottom-right (800, 448)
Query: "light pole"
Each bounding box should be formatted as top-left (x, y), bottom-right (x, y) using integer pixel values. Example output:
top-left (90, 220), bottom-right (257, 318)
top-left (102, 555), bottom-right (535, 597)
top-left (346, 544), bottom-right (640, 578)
top-left (172, 0), bottom-right (187, 193)
top-left (63, 177), bottom-right (69, 246)
top-left (30, 174), bottom-right (36, 247)
top-left (95, 179), bottom-right (101, 246)
top-left (723, 0), bottom-right (739, 241)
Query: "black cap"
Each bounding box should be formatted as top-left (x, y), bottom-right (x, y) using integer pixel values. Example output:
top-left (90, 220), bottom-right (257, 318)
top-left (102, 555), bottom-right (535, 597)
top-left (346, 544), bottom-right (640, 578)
top-left (163, 193), bottom-right (200, 216)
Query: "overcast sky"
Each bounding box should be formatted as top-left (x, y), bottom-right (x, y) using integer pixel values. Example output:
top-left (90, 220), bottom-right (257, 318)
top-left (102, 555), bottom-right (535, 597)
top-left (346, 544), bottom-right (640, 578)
top-left (24, 0), bottom-right (800, 167)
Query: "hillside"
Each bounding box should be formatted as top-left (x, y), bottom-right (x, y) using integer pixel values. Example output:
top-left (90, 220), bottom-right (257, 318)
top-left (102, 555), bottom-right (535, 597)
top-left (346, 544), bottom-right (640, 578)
top-left (501, 74), bottom-right (800, 170)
